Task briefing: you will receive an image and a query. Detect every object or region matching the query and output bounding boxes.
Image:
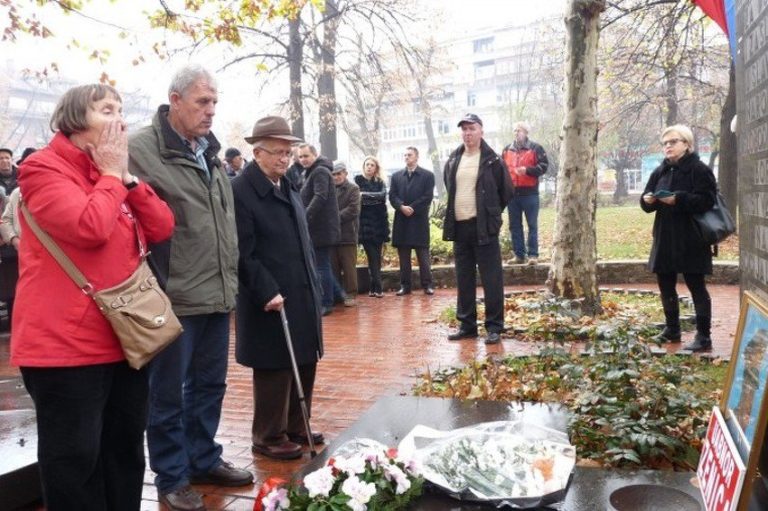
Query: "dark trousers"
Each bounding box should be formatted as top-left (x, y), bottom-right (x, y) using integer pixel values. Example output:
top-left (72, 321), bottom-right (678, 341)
top-left (508, 194), bottom-right (540, 258)
top-left (362, 242), bottom-right (383, 294)
top-left (251, 364), bottom-right (317, 446)
top-left (21, 362), bottom-right (148, 511)
top-left (397, 246), bottom-right (433, 290)
top-left (314, 246), bottom-right (335, 307)
top-left (453, 219), bottom-right (505, 334)
top-left (331, 244), bottom-right (358, 296)
top-left (656, 272), bottom-right (712, 335)
top-left (147, 313), bottom-right (229, 493)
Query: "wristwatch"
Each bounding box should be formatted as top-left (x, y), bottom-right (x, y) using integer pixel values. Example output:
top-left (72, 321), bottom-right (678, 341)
top-left (125, 175), bottom-right (139, 190)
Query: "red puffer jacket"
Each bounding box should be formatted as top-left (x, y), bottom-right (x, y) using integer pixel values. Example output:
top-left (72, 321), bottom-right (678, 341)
top-left (11, 132), bottom-right (175, 367)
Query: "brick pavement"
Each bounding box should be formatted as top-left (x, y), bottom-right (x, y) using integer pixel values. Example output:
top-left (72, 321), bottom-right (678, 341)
top-left (0, 283), bottom-right (740, 510)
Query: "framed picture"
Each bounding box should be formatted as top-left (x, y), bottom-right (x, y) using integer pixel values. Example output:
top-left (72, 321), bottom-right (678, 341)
top-left (720, 291), bottom-right (768, 511)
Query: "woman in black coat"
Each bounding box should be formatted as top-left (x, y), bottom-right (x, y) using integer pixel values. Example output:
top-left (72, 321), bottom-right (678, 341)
top-left (355, 156), bottom-right (390, 297)
top-left (641, 124), bottom-right (717, 352)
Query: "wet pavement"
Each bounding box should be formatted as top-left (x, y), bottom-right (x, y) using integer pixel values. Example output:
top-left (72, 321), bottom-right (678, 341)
top-left (0, 283), bottom-right (740, 510)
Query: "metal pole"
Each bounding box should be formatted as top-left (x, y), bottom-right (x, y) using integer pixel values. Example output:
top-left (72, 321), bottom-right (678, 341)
top-left (279, 307), bottom-right (317, 458)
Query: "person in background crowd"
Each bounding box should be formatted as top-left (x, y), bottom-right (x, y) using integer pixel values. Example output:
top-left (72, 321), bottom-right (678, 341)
top-left (129, 64), bottom-right (253, 511)
top-left (442, 113), bottom-right (513, 345)
top-left (16, 147), bottom-right (37, 167)
top-left (12, 83), bottom-right (174, 510)
top-left (389, 146), bottom-right (435, 296)
top-left (641, 124), bottom-right (717, 353)
top-left (286, 146), bottom-right (304, 188)
top-left (501, 121), bottom-right (548, 265)
top-left (331, 161), bottom-right (361, 307)
top-left (1, 187), bottom-right (22, 251)
top-left (297, 143), bottom-right (340, 316)
top-left (355, 156), bottom-right (389, 298)
top-left (232, 115), bottom-right (324, 461)
top-left (0, 147), bottom-right (18, 331)
top-left (223, 147), bottom-right (245, 178)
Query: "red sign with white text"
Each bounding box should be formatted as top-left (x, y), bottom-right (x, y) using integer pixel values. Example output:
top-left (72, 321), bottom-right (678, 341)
top-left (697, 407), bottom-right (746, 511)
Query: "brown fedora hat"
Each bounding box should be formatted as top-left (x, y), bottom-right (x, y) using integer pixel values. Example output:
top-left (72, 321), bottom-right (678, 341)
top-left (245, 116), bottom-right (303, 144)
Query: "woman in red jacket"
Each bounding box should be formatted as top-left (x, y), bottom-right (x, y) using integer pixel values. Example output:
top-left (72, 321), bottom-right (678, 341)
top-left (12, 84), bottom-right (175, 510)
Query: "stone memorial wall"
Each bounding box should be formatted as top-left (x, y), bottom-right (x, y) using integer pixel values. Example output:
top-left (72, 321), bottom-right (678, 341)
top-left (738, 0), bottom-right (768, 304)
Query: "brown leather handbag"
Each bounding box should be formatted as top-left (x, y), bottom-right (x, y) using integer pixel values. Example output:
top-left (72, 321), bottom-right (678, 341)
top-left (21, 203), bottom-right (182, 369)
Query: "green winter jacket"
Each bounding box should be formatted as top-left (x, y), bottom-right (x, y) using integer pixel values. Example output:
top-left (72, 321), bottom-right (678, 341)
top-left (128, 105), bottom-right (238, 316)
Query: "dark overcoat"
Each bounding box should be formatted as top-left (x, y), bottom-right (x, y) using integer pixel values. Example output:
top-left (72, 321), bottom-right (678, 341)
top-left (232, 162), bottom-right (323, 370)
top-left (300, 157), bottom-right (340, 248)
top-left (640, 152), bottom-right (717, 275)
top-left (389, 166), bottom-right (434, 248)
top-left (355, 175), bottom-right (390, 245)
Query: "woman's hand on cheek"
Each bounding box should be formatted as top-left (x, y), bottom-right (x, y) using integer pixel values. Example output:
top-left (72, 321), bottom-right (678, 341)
top-left (87, 120), bottom-right (128, 179)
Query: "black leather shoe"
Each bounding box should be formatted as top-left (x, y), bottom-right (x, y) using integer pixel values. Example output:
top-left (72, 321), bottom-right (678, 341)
top-left (396, 288), bottom-right (411, 296)
top-left (251, 441), bottom-right (303, 460)
top-left (424, 287), bottom-right (435, 295)
top-left (656, 327), bottom-right (681, 343)
top-left (484, 332), bottom-right (501, 345)
top-left (160, 486), bottom-right (205, 511)
top-left (190, 460), bottom-right (254, 486)
top-left (447, 329), bottom-right (478, 341)
top-left (288, 431), bottom-right (325, 445)
top-left (684, 334), bottom-right (712, 352)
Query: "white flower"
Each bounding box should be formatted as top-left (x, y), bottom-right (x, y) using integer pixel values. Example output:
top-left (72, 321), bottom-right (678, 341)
top-left (383, 464), bottom-right (411, 494)
top-left (334, 454), bottom-right (367, 475)
top-left (303, 465), bottom-right (336, 497)
top-left (341, 475), bottom-right (377, 509)
top-left (261, 487), bottom-right (290, 511)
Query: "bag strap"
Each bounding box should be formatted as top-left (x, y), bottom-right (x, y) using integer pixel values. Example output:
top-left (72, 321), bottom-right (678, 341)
top-left (20, 202), bottom-right (96, 295)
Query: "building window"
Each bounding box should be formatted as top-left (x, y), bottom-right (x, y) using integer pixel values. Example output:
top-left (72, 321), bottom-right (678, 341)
top-left (474, 60), bottom-right (495, 81)
top-left (473, 37), bottom-right (494, 53)
top-left (467, 92), bottom-right (476, 107)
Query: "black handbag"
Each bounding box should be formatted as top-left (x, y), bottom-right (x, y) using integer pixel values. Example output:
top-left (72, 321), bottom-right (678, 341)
top-left (692, 191), bottom-right (736, 245)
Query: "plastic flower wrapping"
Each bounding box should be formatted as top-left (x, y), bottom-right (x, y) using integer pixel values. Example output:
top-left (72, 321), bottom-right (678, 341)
top-left (398, 421), bottom-right (576, 509)
top-left (254, 439), bottom-right (424, 511)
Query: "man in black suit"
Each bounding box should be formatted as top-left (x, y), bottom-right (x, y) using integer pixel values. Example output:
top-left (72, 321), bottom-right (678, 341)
top-left (389, 146), bottom-right (435, 295)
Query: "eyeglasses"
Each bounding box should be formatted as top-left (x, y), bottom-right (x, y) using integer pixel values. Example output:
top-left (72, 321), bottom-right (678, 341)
top-left (661, 138), bottom-right (683, 147)
top-left (258, 147), bottom-right (292, 158)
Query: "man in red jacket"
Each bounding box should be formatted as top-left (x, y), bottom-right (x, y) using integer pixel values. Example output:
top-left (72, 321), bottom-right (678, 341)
top-left (502, 121), bottom-right (549, 265)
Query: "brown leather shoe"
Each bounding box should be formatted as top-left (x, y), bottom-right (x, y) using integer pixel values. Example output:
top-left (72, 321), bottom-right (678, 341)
top-left (189, 460), bottom-right (254, 487)
top-left (288, 431), bottom-right (325, 445)
top-left (160, 485), bottom-right (205, 511)
top-left (251, 441), bottom-right (303, 460)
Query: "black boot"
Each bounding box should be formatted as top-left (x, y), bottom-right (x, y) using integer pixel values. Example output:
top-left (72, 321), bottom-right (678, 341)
top-left (684, 315), bottom-right (712, 352)
top-left (684, 333), bottom-right (712, 352)
top-left (657, 295), bottom-right (681, 343)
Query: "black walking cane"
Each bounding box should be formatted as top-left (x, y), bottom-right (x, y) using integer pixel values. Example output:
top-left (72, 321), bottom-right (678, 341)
top-left (279, 307), bottom-right (318, 458)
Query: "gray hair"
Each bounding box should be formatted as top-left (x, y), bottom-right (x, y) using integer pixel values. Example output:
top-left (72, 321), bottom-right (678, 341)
top-left (661, 124), bottom-right (694, 148)
top-left (513, 121), bottom-right (531, 133)
top-left (168, 64), bottom-right (217, 98)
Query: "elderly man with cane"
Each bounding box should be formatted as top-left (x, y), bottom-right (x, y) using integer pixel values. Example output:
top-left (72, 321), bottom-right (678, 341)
top-left (231, 116), bottom-right (324, 460)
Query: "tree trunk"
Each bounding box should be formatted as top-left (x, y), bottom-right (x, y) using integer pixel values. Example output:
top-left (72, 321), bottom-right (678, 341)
top-left (547, 0), bottom-right (605, 316)
top-left (288, 18), bottom-right (304, 140)
top-left (418, 78), bottom-right (444, 198)
top-left (613, 166), bottom-right (627, 203)
top-left (317, 0), bottom-right (339, 160)
top-left (718, 63), bottom-right (737, 217)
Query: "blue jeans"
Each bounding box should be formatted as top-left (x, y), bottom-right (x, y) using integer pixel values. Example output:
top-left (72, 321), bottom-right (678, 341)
top-left (147, 313), bottom-right (229, 493)
top-left (508, 194), bottom-right (539, 258)
top-left (314, 247), bottom-right (335, 307)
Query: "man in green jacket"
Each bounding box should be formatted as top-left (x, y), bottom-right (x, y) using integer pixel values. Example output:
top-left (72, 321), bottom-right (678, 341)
top-left (129, 64), bottom-right (252, 511)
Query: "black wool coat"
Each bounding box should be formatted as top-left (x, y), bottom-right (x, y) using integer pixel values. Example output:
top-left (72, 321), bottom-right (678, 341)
top-left (355, 175), bottom-right (390, 245)
top-left (389, 166), bottom-right (435, 248)
top-left (640, 152), bottom-right (717, 275)
top-left (300, 157), bottom-right (340, 248)
top-left (232, 162), bottom-right (323, 370)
